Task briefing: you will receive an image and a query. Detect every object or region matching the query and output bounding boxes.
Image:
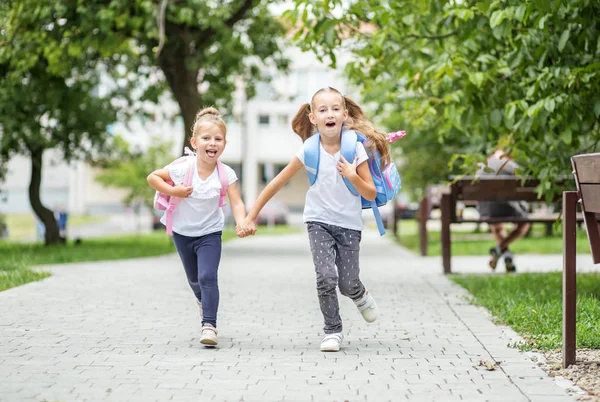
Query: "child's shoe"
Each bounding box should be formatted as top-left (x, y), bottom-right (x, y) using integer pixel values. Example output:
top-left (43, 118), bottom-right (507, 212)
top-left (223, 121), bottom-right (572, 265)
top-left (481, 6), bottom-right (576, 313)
top-left (200, 323), bottom-right (218, 346)
top-left (196, 299), bottom-right (202, 321)
top-left (320, 332), bottom-right (343, 352)
top-left (504, 251), bottom-right (516, 272)
top-left (353, 290), bottom-right (379, 323)
top-left (488, 246), bottom-right (502, 270)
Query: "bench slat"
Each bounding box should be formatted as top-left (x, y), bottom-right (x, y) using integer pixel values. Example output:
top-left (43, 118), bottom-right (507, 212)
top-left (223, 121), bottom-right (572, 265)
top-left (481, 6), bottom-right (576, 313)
top-left (453, 179), bottom-right (543, 202)
top-left (454, 215), bottom-right (584, 224)
top-left (572, 153), bottom-right (600, 183)
top-left (579, 184), bottom-right (600, 213)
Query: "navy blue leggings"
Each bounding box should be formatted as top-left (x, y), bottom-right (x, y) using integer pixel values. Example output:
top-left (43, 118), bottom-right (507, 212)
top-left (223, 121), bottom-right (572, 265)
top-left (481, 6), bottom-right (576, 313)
top-left (172, 231), bottom-right (222, 327)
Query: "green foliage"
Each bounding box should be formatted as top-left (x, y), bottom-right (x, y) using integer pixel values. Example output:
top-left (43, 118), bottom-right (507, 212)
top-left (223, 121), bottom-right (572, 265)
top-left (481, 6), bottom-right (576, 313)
top-left (105, 0), bottom-right (290, 148)
top-left (286, 0), bottom-right (600, 200)
top-left (0, 0), bottom-right (136, 243)
top-left (0, 0), bottom-right (288, 243)
top-left (95, 136), bottom-right (174, 210)
top-left (0, 0), bottom-right (128, 169)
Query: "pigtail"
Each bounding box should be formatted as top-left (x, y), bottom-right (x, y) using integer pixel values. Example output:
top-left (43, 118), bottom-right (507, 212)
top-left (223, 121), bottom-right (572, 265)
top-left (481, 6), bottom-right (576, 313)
top-left (291, 103), bottom-right (315, 142)
top-left (343, 96), bottom-right (391, 167)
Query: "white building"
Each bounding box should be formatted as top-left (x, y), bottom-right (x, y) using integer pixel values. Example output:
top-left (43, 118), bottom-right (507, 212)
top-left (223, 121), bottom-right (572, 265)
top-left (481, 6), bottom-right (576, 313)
top-left (0, 47), bottom-right (356, 215)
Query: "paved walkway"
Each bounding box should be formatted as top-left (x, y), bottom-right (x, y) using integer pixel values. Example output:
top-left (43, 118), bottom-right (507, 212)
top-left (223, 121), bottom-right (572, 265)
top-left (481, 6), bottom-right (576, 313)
top-left (0, 229), bottom-right (583, 402)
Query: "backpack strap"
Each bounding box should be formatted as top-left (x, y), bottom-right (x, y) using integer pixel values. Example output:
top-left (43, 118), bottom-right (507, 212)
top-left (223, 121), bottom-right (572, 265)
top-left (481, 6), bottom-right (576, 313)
top-left (304, 133), bottom-right (321, 185)
top-left (165, 154), bottom-right (195, 236)
top-left (216, 160), bottom-right (229, 208)
top-left (370, 200), bottom-right (386, 235)
top-left (340, 130), bottom-right (360, 196)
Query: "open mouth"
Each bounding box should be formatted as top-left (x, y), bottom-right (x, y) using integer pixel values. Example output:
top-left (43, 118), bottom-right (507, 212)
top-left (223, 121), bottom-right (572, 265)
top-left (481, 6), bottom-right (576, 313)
top-left (206, 149), bottom-right (218, 158)
top-left (325, 121), bottom-right (336, 128)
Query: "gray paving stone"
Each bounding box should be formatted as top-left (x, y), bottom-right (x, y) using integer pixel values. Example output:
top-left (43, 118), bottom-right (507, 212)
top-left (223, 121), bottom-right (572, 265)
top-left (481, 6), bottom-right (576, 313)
top-left (0, 229), bottom-right (581, 401)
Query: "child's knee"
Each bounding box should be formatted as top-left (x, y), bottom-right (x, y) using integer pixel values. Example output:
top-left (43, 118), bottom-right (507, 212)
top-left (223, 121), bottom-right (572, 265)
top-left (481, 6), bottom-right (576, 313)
top-left (316, 274), bottom-right (337, 294)
top-left (339, 280), bottom-right (362, 298)
top-left (198, 269), bottom-right (218, 286)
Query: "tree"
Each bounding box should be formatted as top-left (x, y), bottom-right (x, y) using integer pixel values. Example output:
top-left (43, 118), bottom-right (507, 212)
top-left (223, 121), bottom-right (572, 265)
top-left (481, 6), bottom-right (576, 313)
top-left (0, 0), bottom-right (131, 244)
top-left (1, 0), bottom-right (289, 244)
top-left (285, 0), bottom-right (600, 200)
top-left (108, 0), bottom-right (290, 153)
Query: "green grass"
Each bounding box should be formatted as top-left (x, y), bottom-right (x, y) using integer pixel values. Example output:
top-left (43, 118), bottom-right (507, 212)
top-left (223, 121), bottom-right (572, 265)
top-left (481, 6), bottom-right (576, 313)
top-left (0, 258), bottom-right (51, 292)
top-left (395, 220), bottom-right (592, 256)
top-left (0, 231), bottom-right (180, 267)
top-left (0, 225), bottom-right (300, 291)
top-left (4, 213), bottom-right (108, 241)
top-left (451, 272), bottom-right (600, 350)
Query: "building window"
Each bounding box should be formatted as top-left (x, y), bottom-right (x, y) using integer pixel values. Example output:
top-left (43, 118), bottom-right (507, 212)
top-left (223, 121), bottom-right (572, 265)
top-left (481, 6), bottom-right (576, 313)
top-left (258, 114), bottom-right (270, 125)
top-left (277, 114), bottom-right (288, 126)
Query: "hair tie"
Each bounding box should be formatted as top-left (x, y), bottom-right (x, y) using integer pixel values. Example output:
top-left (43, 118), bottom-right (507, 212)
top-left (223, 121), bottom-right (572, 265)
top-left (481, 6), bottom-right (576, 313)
top-left (387, 130), bottom-right (407, 143)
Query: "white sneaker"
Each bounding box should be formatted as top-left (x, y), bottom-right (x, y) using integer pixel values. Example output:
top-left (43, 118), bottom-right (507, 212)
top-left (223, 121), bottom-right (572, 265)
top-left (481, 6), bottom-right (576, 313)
top-left (320, 333), bottom-right (343, 352)
top-left (200, 324), bottom-right (218, 346)
top-left (354, 290), bottom-right (379, 323)
top-left (196, 299), bottom-right (202, 321)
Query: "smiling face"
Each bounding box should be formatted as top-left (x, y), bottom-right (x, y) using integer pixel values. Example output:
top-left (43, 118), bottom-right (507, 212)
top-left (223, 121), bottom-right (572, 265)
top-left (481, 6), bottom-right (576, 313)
top-left (190, 122), bottom-right (226, 163)
top-left (309, 91), bottom-right (348, 139)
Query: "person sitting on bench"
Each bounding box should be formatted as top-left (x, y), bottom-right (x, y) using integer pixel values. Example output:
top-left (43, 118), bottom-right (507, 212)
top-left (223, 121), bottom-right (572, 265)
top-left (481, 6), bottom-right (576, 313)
top-left (476, 148), bottom-right (531, 272)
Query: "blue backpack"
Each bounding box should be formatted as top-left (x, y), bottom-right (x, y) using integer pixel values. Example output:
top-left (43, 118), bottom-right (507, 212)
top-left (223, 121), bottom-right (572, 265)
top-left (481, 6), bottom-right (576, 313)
top-left (304, 129), bottom-right (401, 235)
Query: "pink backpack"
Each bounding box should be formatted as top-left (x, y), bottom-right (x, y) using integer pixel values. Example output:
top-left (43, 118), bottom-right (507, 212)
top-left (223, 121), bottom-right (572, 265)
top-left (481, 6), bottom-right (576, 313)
top-left (153, 148), bottom-right (229, 236)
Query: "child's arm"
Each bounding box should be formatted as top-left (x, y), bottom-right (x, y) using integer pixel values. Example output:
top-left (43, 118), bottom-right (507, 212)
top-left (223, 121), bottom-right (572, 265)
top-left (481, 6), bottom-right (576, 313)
top-left (147, 169), bottom-right (193, 198)
top-left (245, 157), bottom-right (304, 224)
top-left (338, 156), bottom-right (377, 201)
top-left (226, 182), bottom-right (246, 227)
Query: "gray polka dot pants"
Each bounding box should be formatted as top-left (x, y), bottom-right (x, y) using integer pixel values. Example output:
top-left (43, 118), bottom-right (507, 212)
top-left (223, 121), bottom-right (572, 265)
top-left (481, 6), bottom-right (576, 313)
top-left (307, 221), bottom-right (366, 334)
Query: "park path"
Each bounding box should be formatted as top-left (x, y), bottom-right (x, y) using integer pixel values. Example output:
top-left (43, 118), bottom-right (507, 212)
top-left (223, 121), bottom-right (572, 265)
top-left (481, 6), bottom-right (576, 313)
top-left (0, 228), bottom-right (581, 401)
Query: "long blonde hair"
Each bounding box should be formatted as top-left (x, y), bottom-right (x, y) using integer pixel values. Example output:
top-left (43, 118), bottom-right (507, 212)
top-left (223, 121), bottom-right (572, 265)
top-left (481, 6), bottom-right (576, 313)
top-left (191, 107), bottom-right (227, 140)
top-left (291, 87), bottom-right (390, 166)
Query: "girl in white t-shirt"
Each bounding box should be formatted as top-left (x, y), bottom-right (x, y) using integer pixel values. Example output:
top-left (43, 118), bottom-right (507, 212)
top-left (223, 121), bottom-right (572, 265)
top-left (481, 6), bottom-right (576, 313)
top-left (147, 107), bottom-right (248, 347)
top-left (239, 87), bottom-right (391, 352)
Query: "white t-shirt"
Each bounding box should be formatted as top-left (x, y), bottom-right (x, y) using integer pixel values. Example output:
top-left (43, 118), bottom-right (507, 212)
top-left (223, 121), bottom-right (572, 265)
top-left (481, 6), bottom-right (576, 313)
top-left (160, 160), bottom-right (237, 237)
top-left (295, 141), bottom-right (369, 231)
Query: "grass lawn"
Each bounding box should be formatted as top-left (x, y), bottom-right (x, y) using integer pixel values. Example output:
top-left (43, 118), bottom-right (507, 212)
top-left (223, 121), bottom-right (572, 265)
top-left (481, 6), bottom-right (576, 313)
top-left (395, 220), bottom-right (592, 256)
top-left (4, 213), bottom-right (108, 241)
top-left (451, 272), bottom-right (600, 350)
top-left (0, 225), bottom-right (299, 292)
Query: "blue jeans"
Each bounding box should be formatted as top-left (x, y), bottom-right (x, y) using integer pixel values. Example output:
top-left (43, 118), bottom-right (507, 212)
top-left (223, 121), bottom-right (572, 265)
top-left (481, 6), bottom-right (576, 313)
top-left (172, 231), bottom-right (222, 327)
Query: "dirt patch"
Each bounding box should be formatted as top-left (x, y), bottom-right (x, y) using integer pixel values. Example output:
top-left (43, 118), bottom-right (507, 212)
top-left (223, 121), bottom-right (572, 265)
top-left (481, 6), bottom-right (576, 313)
top-left (535, 349), bottom-right (600, 401)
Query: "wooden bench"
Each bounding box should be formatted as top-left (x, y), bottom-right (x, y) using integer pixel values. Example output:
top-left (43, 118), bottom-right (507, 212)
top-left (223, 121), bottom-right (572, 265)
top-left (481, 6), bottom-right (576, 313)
top-left (562, 153), bottom-right (600, 368)
top-left (440, 177), bottom-right (564, 274)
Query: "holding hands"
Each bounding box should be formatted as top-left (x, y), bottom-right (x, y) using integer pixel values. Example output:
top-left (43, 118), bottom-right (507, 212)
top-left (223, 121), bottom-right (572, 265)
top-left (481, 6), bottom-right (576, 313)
top-left (236, 217), bottom-right (257, 238)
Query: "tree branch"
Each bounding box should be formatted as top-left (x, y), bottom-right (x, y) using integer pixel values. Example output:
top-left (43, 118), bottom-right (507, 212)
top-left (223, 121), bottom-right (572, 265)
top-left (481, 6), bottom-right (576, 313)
top-left (404, 30), bottom-right (458, 40)
top-left (193, 0), bottom-right (259, 51)
top-left (225, 0), bottom-right (260, 28)
top-left (155, 0), bottom-right (168, 59)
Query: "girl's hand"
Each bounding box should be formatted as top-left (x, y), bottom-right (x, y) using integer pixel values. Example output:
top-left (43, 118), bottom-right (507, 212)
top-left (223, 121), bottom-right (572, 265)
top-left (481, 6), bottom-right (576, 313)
top-left (236, 218), bottom-right (257, 238)
top-left (172, 185), bottom-right (193, 198)
top-left (337, 155), bottom-right (358, 179)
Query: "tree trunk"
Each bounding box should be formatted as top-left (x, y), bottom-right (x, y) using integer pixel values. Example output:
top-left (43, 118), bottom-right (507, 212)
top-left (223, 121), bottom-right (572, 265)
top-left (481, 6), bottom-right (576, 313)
top-left (158, 24), bottom-right (200, 155)
top-left (29, 147), bottom-right (61, 245)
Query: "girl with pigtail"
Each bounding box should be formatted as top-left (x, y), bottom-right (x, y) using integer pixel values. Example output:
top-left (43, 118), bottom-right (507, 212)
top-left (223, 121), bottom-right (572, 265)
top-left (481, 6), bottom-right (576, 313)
top-left (238, 87), bottom-right (390, 352)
